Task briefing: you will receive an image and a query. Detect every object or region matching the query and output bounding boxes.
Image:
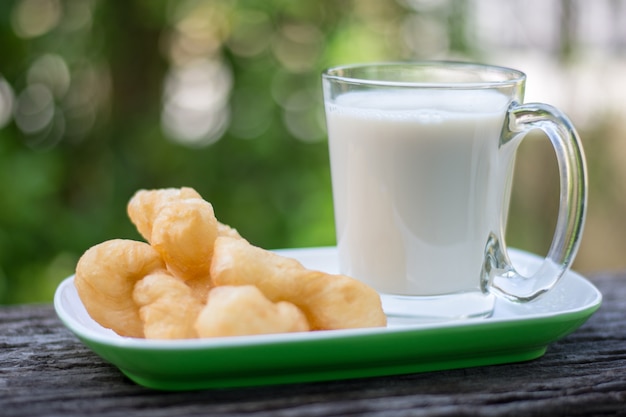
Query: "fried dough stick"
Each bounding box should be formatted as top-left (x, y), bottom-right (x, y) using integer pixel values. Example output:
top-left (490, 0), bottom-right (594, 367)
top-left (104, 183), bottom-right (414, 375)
top-left (195, 285), bottom-right (310, 337)
top-left (75, 239), bottom-right (165, 338)
top-left (210, 237), bottom-right (387, 330)
top-left (133, 272), bottom-right (203, 339)
top-left (127, 187), bottom-right (202, 243)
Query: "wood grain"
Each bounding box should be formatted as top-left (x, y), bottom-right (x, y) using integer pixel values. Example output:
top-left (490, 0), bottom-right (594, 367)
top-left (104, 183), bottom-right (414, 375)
top-left (1, 273), bottom-right (625, 417)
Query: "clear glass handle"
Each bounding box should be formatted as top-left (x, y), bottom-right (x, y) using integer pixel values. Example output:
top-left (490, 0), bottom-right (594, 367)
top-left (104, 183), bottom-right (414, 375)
top-left (484, 103), bottom-right (587, 302)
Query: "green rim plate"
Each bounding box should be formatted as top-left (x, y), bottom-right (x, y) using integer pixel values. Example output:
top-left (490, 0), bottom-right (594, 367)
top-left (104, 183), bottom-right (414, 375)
top-left (54, 247), bottom-right (602, 391)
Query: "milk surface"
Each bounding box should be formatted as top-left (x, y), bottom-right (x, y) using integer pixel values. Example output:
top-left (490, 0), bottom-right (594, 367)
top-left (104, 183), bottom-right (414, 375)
top-left (326, 89), bottom-right (513, 296)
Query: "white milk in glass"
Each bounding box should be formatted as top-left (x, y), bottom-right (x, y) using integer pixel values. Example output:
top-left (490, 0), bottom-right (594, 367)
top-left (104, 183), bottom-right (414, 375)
top-left (326, 89), bottom-right (513, 296)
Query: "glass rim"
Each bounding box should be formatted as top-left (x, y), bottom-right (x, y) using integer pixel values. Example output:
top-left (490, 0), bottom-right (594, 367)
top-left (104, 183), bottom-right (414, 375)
top-left (322, 61), bottom-right (526, 89)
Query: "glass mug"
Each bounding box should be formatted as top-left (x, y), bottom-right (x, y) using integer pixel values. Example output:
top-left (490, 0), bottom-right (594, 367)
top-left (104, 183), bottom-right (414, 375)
top-left (322, 62), bottom-right (587, 321)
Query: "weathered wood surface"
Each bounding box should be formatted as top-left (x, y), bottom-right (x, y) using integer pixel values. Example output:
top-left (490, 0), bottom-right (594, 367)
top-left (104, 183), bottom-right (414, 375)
top-left (1, 273), bottom-right (625, 417)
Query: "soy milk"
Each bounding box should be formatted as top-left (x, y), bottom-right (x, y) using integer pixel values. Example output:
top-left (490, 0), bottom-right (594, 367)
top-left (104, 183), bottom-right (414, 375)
top-left (326, 89), bottom-right (512, 296)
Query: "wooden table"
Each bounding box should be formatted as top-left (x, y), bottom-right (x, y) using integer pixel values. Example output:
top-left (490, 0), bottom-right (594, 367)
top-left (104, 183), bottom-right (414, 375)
top-left (2, 272), bottom-right (625, 417)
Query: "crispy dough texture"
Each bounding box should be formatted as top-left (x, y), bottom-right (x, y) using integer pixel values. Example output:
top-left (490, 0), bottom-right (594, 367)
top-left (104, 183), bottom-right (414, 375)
top-left (127, 187), bottom-right (202, 243)
top-left (151, 198), bottom-right (218, 282)
top-left (74, 239), bottom-right (165, 338)
top-left (210, 237), bottom-right (387, 330)
top-left (195, 285), bottom-right (310, 337)
top-left (133, 272), bottom-right (203, 339)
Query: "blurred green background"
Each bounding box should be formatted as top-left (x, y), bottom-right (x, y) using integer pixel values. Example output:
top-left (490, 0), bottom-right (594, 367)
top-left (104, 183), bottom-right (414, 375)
top-left (1, 0), bottom-right (625, 304)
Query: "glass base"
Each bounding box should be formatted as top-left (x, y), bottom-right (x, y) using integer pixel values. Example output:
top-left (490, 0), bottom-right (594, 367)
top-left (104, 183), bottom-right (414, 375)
top-left (381, 291), bottom-right (495, 326)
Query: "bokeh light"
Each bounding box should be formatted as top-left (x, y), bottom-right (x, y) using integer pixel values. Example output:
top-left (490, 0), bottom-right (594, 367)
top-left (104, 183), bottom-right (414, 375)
top-left (14, 84), bottom-right (55, 135)
top-left (0, 78), bottom-right (14, 129)
top-left (27, 54), bottom-right (71, 99)
top-left (161, 58), bottom-right (232, 146)
top-left (11, 0), bottom-right (62, 39)
top-left (160, 0), bottom-right (233, 146)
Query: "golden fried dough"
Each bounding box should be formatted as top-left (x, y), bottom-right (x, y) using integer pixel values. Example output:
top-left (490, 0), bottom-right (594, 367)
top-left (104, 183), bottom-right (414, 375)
top-left (185, 275), bottom-right (213, 304)
top-left (217, 221), bottom-right (243, 239)
top-left (75, 239), bottom-right (165, 337)
top-left (195, 285), bottom-right (309, 337)
top-left (151, 198), bottom-right (218, 283)
top-left (210, 237), bottom-right (387, 330)
top-left (133, 272), bottom-right (203, 339)
top-left (127, 187), bottom-right (202, 242)
top-left (76, 186), bottom-right (386, 340)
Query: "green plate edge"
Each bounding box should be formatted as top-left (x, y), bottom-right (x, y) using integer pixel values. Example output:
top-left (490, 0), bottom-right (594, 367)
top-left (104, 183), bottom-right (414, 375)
top-left (72, 303), bottom-right (598, 390)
